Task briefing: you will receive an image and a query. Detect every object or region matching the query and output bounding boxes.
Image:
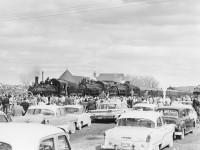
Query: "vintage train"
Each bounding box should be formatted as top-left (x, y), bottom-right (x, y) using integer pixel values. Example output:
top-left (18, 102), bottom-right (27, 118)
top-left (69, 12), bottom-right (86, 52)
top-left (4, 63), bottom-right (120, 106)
top-left (28, 77), bottom-right (77, 96)
top-left (28, 77), bottom-right (192, 98)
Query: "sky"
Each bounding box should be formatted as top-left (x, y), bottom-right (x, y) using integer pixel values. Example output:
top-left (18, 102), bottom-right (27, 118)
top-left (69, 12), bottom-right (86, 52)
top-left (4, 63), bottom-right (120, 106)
top-left (0, 0), bottom-right (199, 87)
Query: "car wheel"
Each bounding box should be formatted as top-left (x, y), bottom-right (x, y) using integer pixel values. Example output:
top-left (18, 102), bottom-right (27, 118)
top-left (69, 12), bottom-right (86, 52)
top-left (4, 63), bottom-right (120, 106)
top-left (193, 121), bottom-right (196, 127)
top-left (70, 123), bottom-right (76, 134)
top-left (180, 129), bottom-right (185, 139)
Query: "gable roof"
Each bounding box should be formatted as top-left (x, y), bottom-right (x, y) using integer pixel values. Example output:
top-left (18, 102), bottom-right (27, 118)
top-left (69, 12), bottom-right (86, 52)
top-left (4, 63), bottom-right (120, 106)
top-left (58, 69), bottom-right (76, 83)
top-left (96, 73), bottom-right (125, 82)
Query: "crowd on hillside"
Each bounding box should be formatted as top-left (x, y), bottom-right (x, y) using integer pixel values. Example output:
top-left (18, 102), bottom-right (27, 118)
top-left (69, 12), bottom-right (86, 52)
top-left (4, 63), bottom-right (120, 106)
top-left (0, 91), bottom-right (199, 118)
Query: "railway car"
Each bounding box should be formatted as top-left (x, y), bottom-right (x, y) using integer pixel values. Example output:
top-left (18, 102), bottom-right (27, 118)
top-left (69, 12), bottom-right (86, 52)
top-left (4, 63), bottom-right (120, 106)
top-left (76, 79), bottom-right (106, 96)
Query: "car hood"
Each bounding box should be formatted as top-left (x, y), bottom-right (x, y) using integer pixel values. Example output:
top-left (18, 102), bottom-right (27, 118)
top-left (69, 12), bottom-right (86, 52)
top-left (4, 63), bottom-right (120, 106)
top-left (12, 114), bottom-right (45, 123)
top-left (106, 126), bottom-right (154, 142)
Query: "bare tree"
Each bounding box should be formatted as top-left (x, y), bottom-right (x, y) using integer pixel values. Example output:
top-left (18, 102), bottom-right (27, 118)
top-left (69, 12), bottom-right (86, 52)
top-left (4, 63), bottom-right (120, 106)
top-left (125, 75), bottom-right (159, 88)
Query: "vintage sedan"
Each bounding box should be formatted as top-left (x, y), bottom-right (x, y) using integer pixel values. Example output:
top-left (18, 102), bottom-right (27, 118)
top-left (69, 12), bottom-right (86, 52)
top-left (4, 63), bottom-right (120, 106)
top-left (157, 106), bottom-right (194, 139)
top-left (12, 105), bottom-right (78, 134)
top-left (101, 111), bottom-right (175, 150)
top-left (0, 123), bottom-right (71, 150)
top-left (0, 111), bottom-right (9, 122)
top-left (90, 101), bottom-right (129, 122)
top-left (63, 105), bottom-right (91, 130)
top-left (132, 103), bottom-right (158, 111)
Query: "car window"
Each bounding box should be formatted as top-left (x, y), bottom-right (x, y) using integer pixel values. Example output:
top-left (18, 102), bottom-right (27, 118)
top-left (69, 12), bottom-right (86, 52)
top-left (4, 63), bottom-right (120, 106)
top-left (182, 109), bottom-right (188, 117)
top-left (58, 135), bottom-right (71, 150)
top-left (118, 118), bottom-right (155, 128)
top-left (39, 138), bottom-right (55, 150)
top-left (0, 142), bottom-right (12, 150)
top-left (133, 106), bottom-right (153, 111)
top-left (98, 104), bottom-right (118, 109)
top-left (158, 109), bottom-right (179, 118)
top-left (157, 117), bottom-right (162, 127)
top-left (0, 115), bottom-right (8, 122)
top-left (65, 108), bottom-right (79, 114)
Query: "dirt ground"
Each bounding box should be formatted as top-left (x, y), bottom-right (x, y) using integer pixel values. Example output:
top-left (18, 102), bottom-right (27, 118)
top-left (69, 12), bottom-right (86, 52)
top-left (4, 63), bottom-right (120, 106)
top-left (70, 122), bottom-right (200, 150)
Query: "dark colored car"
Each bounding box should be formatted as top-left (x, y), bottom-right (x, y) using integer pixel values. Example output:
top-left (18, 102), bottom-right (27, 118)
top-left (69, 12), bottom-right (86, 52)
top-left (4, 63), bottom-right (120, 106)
top-left (157, 106), bottom-right (194, 140)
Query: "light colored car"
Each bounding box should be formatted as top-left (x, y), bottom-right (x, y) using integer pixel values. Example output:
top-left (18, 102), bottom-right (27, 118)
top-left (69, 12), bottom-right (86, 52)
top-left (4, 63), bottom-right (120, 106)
top-left (12, 105), bottom-right (78, 134)
top-left (0, 123), bottom-right (71, 150)
top-left (132, 103), bottom-right (158, 111)
top-left (101, 111), bottom-right (175, 150)
top-left (90, 101), bottom-right (129, 122)
top-left (0, 111), bottom-right (9, 122)
top-left (63, 105), bottom-right (91, 130)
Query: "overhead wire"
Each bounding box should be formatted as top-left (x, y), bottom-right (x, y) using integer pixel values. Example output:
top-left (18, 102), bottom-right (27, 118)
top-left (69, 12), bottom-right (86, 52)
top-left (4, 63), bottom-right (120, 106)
top-left (0, 0), bottom-right (176, 22)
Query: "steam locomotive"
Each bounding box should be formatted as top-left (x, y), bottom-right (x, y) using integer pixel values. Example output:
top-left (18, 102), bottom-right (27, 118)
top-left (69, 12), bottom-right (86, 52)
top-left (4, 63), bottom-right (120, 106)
top-left (28, 77), bottom-right (78, 96)
top-left (76, 79), bottom-right (109, 96)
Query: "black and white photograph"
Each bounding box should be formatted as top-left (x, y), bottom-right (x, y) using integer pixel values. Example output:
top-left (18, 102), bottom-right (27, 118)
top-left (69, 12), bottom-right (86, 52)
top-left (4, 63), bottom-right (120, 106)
top-left (0, 0), bottom-right (200, 150)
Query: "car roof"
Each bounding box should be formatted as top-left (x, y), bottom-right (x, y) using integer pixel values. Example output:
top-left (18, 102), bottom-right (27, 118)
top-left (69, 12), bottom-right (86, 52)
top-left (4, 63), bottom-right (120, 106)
top-left (64, 105), bottom-right (83, 109)
top-left (28, 105), bottom-right (63, 111)
top-left (119, 111), bottom-right (162, 123)
top-left (175, 104), bottom-right (194, 109)
top-left (157, 106), bottom-right (185, 110)
top-left (0, 123), bottom-right (65, 150)
top-left (133, 103), bottom-right (157, 108)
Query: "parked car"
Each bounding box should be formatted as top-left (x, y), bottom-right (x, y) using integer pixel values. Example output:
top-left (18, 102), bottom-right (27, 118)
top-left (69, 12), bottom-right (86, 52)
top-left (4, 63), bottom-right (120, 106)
top-left (0, 123), bottom-right (71, 150)
top-left (157, 106), bottom-right (194, 139)
top-left (132, 103), bottom-right (158, 111)
top-left (178, 104), bottom-right (198, 127)
top-left (90, 101), bottom-right (129, 122)
top-left (12, 105), bottom-right (78, 134)
top-left (101, 111), bottom-right (175, 150)
top-left (63, 105), bottom-right (91, 130)
top-left (0, 111), bottom-right (9, 122)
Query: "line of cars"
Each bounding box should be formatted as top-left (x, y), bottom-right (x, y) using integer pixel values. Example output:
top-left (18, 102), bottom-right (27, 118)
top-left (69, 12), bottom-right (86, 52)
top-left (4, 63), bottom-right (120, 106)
top-left (0, 99), bottom-right (197, 150)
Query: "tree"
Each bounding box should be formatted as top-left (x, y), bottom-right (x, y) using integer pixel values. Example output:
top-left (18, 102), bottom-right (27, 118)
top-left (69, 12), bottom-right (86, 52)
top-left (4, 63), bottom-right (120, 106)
top-left (125, 75), bottom-right (159, 88)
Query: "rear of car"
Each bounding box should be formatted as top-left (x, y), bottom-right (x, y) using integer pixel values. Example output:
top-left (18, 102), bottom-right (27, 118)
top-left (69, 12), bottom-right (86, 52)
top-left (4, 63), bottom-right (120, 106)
top-left (90, 102), bottom-right (128, 122)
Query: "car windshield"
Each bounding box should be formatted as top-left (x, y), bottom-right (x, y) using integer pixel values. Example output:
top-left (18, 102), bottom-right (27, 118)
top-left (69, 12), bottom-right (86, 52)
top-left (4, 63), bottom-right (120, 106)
top-left (98, 104), bottom-right (118, 109)
top-left (158, 109), bottom-right (179, 118)
top-left (0, 115), bottom-right (8, 122)
top-left (133, 106), bottom-right (153, 111)
top-left (65, 108), bottom-right (79, 114)
top-left (118, 118), bottom-right (155, 128)
top-left (26, 109), bottom-right (55, 116)
top-left (0, 142), bottom-right (12, 150)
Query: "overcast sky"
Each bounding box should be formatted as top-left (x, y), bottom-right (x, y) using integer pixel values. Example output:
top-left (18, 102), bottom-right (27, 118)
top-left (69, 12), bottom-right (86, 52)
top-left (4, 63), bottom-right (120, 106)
top-left (0, 0), bottom-right (199, 87)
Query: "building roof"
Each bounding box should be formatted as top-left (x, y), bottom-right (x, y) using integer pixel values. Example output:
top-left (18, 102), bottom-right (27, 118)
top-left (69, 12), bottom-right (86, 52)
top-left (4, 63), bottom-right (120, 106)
top-left (73, 75), bottom-right (89, 84)
top-left (58, 69), bottom-right (76, 83)
top-left (96, 73), bottom-right (125, 82)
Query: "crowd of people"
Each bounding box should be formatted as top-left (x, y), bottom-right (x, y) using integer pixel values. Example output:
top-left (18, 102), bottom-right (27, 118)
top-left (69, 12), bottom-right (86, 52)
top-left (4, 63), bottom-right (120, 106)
top-left (0, 91), bottom-right (200, 119)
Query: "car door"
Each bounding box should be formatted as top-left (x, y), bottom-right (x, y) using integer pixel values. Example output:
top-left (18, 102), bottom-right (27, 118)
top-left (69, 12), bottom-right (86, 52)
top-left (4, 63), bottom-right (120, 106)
top-left (182, 109), bottom-right (190, 133)
top-left (185, 109), bottom-right (193, 131)
top-left (156, 117), bottom-right (167, 148)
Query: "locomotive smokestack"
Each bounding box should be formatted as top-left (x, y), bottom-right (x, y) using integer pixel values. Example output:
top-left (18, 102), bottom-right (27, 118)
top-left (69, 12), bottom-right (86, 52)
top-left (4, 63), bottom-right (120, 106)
top-left (35, 76), bottom-right (39, 84)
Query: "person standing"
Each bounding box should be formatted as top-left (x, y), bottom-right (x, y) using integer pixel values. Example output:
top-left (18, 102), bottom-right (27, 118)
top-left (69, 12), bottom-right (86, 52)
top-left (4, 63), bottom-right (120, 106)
top-left (20, 98), bottom-right (29, 115)
top-left (12, 102), bottom-right (25, 116)
top-left (3, 95), bottom-right (10, 114)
